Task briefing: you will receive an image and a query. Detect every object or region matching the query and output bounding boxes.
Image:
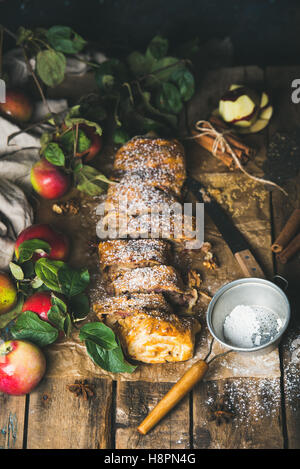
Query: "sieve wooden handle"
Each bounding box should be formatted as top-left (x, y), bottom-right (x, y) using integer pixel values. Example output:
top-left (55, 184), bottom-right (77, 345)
top-left (234, 249), bottom-right (265, 279)
top-left (137, 360), bottom-right (208, 435)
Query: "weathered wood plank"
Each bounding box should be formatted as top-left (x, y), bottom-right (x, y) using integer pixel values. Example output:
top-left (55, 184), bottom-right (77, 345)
top-left (193, 377), bottom-right (283, 449)
top-left (26, 377), bottom-right (113, 449)
top-left (0, 394), bottom-right (26, 449)
top-left (266, 66), bottom-right (300, 449)
top-left (115, 381), bottom-right (190, 449)
top-left (190, 65), bottom-right (284, 449)
top-left (21, 65), bottom-right (295, 450)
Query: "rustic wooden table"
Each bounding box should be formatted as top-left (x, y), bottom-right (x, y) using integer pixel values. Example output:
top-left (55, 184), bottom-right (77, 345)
top-left (1, 65), bottom-right (300, 450)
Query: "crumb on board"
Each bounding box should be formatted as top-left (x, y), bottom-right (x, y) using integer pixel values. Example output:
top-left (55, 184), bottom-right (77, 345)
top-left (52, 199), bottom-right (80, 215)
top-left (201, 241), bottom-right (218, 270)
top-left (205, 176), bottom-right (268, 217)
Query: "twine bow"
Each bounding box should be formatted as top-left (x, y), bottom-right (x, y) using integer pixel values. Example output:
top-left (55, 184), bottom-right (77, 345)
top-left (191, 120), bottom-right (288, 196)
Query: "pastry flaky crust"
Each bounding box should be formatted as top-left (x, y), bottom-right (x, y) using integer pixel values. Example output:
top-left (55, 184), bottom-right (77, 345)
top-left (107, 265), bottom-right (184, 296)
top-left (104, 173), bottom-right (179, 216)
top-left (98, 239), bottom-right (171, 271)
top-left (94, 136), bottom-right (201, 365)
top-left (93, 292), bottom-right (173, 317)
top-left (112, 137), bottom-right (186, 197)
top-left (101, 211), bottom-right (197, 245)
top-left (106, 311), bottom-right (200, 364)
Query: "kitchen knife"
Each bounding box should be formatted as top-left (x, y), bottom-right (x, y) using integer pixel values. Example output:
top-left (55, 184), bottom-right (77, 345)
top-left (186, 176), bottom-right (265, 279)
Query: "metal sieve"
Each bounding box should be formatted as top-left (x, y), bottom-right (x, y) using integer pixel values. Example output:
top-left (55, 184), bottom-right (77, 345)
top-left (206, 277), bottom-right (290, 354)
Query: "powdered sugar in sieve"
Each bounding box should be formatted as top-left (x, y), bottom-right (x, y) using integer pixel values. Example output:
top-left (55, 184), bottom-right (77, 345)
top-left (223, 304), bottom-right (283, 349)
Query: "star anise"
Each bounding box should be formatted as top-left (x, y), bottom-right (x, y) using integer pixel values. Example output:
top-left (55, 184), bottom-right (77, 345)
top-left (67, 379), bottom-right (95, 400)
top-left (208, 398), bottom-right (234, 426)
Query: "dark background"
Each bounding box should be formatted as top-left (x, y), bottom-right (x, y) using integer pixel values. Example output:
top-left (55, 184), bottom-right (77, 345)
top-left (0, 0), bottom-right (300, 66)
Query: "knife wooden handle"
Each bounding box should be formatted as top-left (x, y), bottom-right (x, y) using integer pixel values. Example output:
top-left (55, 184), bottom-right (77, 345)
top-left (234, 249), bottom-right (265, 279)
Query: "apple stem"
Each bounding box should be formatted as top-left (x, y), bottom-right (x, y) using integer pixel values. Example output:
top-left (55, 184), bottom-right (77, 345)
top-left (22, 46), bottom-right (53, 118)
top-left (0, 25), bottom-right (17, 41)
top-left (0, 343), bottom-right (12, 356)
top-left (73, 124), bottom-right (79, 159)
top-left (0, 24), bottom-right (58, 130)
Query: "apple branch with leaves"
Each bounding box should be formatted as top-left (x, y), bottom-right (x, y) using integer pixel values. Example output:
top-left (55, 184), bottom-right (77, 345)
top-left (5, 237), bottom-right (136, 374)
top-left (0, 26), bottom-right (199, 375)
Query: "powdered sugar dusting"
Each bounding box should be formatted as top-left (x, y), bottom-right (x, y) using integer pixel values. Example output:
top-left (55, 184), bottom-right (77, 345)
top-left (94, 292), bottom-right (172, 314)
top-left (113, 137), bottom-right (186, 197)
top-left (223, 304), bottom-right (283, 348)
top-left (283, 331), bottom-right (300, 408)
top-left (105, 173), bottom-right (179, 215)
top-left (112, 265), bottom-right (184, 295)
top-left (113, 137), bottom-right (185, 174)
top-left (204, 378), bottom-right (281, 429)
top-left (98, 239), bottom-right (170, 266)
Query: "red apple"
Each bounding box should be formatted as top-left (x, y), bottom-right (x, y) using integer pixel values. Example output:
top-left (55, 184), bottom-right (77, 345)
top-left (0, 272), bottom-right (17, 315)
top-left (22, 291), bottom-right (66, 339)
top-left (61, 123), bottom-right (102, 162)
top-left (31, 158), bottom-right (70, 200)
top-left (22, 291), bottom-right (53, 322)
top-left (76, 124), bottom-right (102, 162)
top-left (22, 291), bottom-right (66, 322)
top-left (0, 89), bottom-right (33, 123)
top-left (15, 223), bottom-right (69, 261)
top-left (0, 340), bottom-right (46, 395)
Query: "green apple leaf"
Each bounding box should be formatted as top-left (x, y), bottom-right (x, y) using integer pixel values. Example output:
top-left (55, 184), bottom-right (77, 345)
top-left (44, 142), bottom-right (65, 166)
top-left (17, 239), bottom-right (51, 264)
top-left (11, 311), bottom-right (58, 347)
top-left (63, 117), bottom-right (103, 137)
top-left (47, 305), bottom-right (66, 331)
top-left (156, 82), bottom-right (183, 114)
top-left (95, 58), bottom-right (129, 92)
top-left (51, 294), bottom-right (67, 313)
top-left (34, 258), bottom-right (65, 292)
top-left (113, 128), bottom-right (130, 145)
top-left (148, 56), bottom-right (182, 83)
top-left (146, 35), bottom-right (168, 60)
top-left (16, 26), bottom-right (33, 45)
top-left (35, 258), bottom-right (90, 298)
top-left (57, 264), bottom-right (90, 298)
top-left (9, 262), bottom-right (24, 281)
top-left (171, 68), bottom-right (195, 101)
top-left (63, 313), bottom-right (72, 337)
top-left (31, 277), bottom-right (44, 289)
top-left (138, 89), bottom-right (178, 128)
top-left (127, 51), bottom-right (153, 77)
top-left (69, 293), bottom-right (90, 322)
top-left (36, 49), bottom-right (66, 87)
top-left (85, 338), bottom-right (136, 373)
top-left (46, 26), bottom-right (87, 54)
top-left (75, 165), bottom-right (112, 196)
top-left (79, 322), bottom-right (136, 373)
top-left (48, 294), bottom-right (70, 335)
top-left (60, 128), bottom-right (91, 154)
top-left (79, 322), bottom-right (117, 350)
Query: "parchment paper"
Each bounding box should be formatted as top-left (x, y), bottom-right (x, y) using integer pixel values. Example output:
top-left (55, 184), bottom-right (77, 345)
top-left (38, 66), bottom-right (281, 382)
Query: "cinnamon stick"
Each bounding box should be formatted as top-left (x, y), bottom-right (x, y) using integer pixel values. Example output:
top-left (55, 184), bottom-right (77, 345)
top-left (271, 208), bottom-right (300, 253)
top-left (276, 232), bottom-right (300, 264)
top-left (191, 128), bottom-right (236, 168)
top-left (209, 116), bottom-right (255, 157)
top-left (192, 117), bottom-right (256, 169)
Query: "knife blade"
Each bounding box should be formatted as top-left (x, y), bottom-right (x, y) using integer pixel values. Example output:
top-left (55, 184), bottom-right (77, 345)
top-left (186, 176), bottom-right (265, 279)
